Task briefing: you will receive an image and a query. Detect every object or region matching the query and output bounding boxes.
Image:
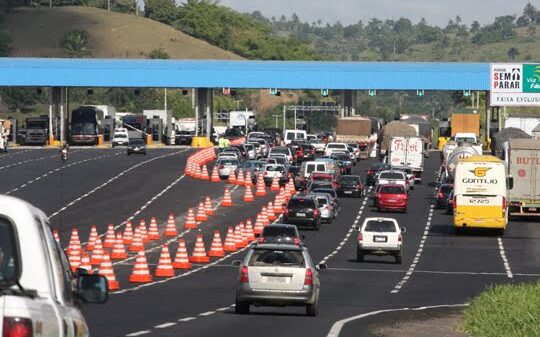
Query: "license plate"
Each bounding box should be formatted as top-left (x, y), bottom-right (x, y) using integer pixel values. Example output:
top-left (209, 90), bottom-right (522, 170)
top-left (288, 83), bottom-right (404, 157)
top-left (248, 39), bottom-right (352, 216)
top-left (264, 276), bottom-right (288, 283)
top-left (296, 212), bottom-right (306, 217)
top-left (344, 191), bottom-right (353, 194)
top-left (529, 208), bottom-right (537, 211)
top-left (373, 236), bottom-right (387, 243)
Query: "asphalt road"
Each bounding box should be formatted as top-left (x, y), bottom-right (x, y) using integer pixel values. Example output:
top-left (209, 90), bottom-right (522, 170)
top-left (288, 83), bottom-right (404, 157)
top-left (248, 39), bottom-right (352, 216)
top-left (1, 147), bottom-right (538, 337)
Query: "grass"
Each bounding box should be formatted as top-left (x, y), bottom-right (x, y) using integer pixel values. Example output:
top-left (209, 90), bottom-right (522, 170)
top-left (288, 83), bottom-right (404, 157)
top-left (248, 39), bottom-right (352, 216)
top-left (464, 281), bottom-right (540, 337)
top-left (3, 6), bottom-right (241, 60)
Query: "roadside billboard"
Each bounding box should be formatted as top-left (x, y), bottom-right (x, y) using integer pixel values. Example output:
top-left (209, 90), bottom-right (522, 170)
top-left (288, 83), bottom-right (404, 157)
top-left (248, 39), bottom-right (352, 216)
top-left (490, 63), bottom-right (540, 106)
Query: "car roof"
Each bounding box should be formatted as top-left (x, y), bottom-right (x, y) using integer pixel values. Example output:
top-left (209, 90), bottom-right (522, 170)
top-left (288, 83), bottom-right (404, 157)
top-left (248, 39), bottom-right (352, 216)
top-left (306, 192), bottom-right (331, 199)
top-left (363, 217), bottom-right (398, 223)
top-left (263, 224), bottom-right (298, 230)
top-left (379, 170), bottom-right (405, 174)
top-left (252, 243), bottom-right (304, 251)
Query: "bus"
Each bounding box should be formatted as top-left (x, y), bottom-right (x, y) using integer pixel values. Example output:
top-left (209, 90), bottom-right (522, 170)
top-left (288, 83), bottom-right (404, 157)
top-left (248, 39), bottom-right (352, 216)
top-left (70, 106), bottom-right (104, 145)
top-left (453, 155), bottom-right (511, 234)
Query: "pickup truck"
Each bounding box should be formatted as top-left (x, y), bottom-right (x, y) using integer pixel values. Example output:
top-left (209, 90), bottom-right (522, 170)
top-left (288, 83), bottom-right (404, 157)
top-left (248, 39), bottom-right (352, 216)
top-left (0, 195), bottom-right (108, 337)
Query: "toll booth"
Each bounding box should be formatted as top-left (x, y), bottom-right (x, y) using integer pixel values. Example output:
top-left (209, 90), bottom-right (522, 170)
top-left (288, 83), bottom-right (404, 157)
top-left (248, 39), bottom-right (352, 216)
top-left (147, 117), bottom-right (163, 143)
top-left (102, 116), bottom-right (115, 142)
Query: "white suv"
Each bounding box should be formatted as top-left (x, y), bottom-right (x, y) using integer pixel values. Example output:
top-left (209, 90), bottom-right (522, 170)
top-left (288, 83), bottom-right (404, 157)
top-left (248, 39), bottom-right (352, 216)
top-left (376, 170), bottom-right (410, 190)
top-left (355, 217), bottom-right (405, 264)
top-left (324, 142), bottom-right (349, 156)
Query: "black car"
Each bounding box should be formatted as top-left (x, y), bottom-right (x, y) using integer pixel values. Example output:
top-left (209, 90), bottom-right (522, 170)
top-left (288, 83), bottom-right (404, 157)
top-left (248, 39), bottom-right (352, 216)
top-left (283, 196), bottom-right (322, 230)
top-left (175, 131), bottom-right (193, 145)
top-left (337, 175), bottom-right (364, 198)
top-left (127, 138), bottom-right (146, 155)
top-left (257, 224), bottom-right (304, 245)
top-left (435, 184), bottom-right (454, 209)
top-left (366, 163), bottom-right (392, 186)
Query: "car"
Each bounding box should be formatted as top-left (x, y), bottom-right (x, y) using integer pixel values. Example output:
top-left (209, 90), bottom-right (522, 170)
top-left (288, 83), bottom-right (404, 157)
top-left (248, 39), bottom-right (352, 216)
top-left (257, 224), bottom-right (303, 245)
top-left (127, 138), bottom-right (146, 155)
top-left (234, 243), bottom-right (321, 316)
top-left (366, 163), bottom-right (392, 186)
top-left (307, 179), bottom-right (334, 192)
top-left (309, 139), bottom-right (326, 153)
top-left (307, 193), bottom-right (336, 223)
top-left (376, 170), bottom-right (409, 191)
top-left (270, 147), bottom-right (294, 164)
top-left (236, 160), bottom-right (265, 182)
top-left (262, 164), bottom-right (286, 185)
top-left (224, 128), bottom-right (244, 138)
top-left (445, 191), bottom-right (454, 214)
top-left (310, 172), bottom-right (338, 188)
top-left (299, 144), bottom-right (316, 161)
top-left (217, 158), bottom-right (240, 179)
top-left (374, 184), bottom-right (408, 213)
top-left (247, 141), bottom-right (263, 157)
top-left (112, 132), bottom-right (129, 147)
top-left (254, 138), bottom-right (270, 157)
top-left (268, 153), bottom-right (289, 166)
top-left (247, 131), bottom-right (267, 143)
top-left (435, 184), bottom-right (454, 209)
top-left (355, 217), bottom-right (406, 264)
top-left (324, 142), bottom-right (349, 156)
top-left (232, 145), bottom-right (249, 159)
top-left (174, 130), bottom-right (193, 145)
top-left (218, 152), bottom-right (239, 161)
top-left (311, 188), bottom-right (340, 213)
top-left (283, 196), bottom-right (322, 230)
top-left (347, 143), bottom-right (361, 161)
top-left (330, 152), bottom-right (354, 173)
top-left (284, 129), bottom-right (307, 145)
top-left (337, 175), bottom-right (364, 198)
top-left (244, 143), bottom-right (258, 160)
top-left (392, 166), bottom-right (415, 188)
top-left (222, 147), bottom-right (243, 159)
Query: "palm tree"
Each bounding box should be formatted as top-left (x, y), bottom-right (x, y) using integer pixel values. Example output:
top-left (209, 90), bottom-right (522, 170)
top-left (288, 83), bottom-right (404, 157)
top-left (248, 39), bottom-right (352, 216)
top-left (507, 47), bottom-right (520, 60)
top-left (61, 30), bottom-right (92, 58)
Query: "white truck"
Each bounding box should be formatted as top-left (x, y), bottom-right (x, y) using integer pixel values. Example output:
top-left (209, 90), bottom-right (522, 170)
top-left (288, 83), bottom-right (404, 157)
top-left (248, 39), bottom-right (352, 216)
top-left (503, 138), bottom-right (540, 217)
top-left (0, 195), bottom-right (108, 337)
top-left (388, 136), bottom-right (424, 182)
top-left (229, 111), bottom-right (256, 131)
top-left (454, 132), bottom-right (483, 155)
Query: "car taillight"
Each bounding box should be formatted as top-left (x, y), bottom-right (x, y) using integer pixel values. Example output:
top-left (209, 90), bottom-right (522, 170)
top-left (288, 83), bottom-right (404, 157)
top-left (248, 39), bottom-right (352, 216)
top-left (453, 196), bottom-right (457, 209)
top-left (313, 209), bottom-right (319, 218)
top-left (358, 233), bottom-right (363, 241)
top-left (219, 165), bottom-right (225, 169)
top-left (258, 237), bottom-right (265, 243)
top-left (398, 234), bottom-right (402, 242)
top-left (240, 266), bottom-right (249, 283)
top-left (293, 237), bottom-right (300, 245)
top-left (284, 208), bottom-right (289, 215)
top-left (502, 197), bottom-right (506, 210)
top-left (304, 268), bottom-right (313, 285)
top-left (437, 192), bottom-right (444, 199)
top-left (3, 317), bottom-right (33, 337)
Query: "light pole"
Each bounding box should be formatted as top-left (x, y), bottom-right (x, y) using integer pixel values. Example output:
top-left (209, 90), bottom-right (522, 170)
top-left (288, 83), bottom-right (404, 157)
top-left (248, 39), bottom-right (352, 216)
top-left (272, 115), bottom-right (280, 128)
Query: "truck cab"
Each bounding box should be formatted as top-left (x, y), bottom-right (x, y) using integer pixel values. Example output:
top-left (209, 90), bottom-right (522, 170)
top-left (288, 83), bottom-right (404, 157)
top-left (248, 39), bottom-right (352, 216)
top-left (0, 195), bottom-right (107, 337)
top-left (454, 133), bottom-right (482, 155)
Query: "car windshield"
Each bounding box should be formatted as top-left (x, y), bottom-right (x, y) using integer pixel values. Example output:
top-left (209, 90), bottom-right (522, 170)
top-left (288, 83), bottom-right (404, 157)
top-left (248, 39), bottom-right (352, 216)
top-left (364, 220), bottom-right (397, 232)
top-left (312, 196), bottom-right (329, 205)
top-left (380, 186), bottom-right (405, 194)
top-left (339, 176), bottom-right (360, 184)
top-left (328, 144), bottom-right (345, 149)
top-left (347, 143), bottom-right (359, 148)
top-left (271, 148), bottom-right (289, 155)
top-left (249, 249), bottom-right (305, 267)
top-left (219, 159), bottom-right (238, 166)
top-left (310, 139), bottom-right (322, 144)
top-left (370, 163), bottom-right (389, 170)
top-left (313, 189), bottom-right (336, 198)
top-left (312, 175), bottom-right (331, 181)
top-left (130, 139), bottom-right (144, 145)
top-left (265, 165), bottom-right (284, 172)
top-left (0, 218), bottom-right (18, 284)
top-left (272, 157), bottom-right (287, 164)
top-left (333, 153), bottom-right (350, 160)
top-left (262, 227), bottom-right (297, 237)
top-left (379, 173), bottom-right (404, 180)
top-left (306, 164), bottom-right (327, 174)
top-left (456, 137), bottom-right (476, 143)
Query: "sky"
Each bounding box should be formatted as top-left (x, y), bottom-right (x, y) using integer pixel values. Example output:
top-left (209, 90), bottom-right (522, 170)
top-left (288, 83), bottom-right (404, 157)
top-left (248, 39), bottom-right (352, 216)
top-left (217, 0), bottom-right (533, 27)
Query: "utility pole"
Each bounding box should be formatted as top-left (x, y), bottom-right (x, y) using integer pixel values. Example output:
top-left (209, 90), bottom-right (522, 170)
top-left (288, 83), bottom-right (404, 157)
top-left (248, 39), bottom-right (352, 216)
top-left (282, 105), bottom-right (286, 136)
top-left (272, 115), bottom-right (280, 128)
top-left (293, 106), bottom-right (297, 130)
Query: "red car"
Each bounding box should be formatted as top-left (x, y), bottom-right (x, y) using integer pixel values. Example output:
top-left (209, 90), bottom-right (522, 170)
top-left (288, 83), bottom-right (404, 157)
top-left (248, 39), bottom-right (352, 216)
top-left (375, 184), bottom-right (408, 213)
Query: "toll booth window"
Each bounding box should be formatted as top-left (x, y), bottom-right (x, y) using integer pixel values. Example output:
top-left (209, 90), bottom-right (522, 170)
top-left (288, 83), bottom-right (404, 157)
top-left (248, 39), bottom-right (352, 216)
top-left (0, 218), bottom-right (19, 283)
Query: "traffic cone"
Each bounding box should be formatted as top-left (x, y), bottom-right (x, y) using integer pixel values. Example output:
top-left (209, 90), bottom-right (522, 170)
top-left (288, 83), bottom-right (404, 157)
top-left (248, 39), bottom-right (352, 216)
top-left (129, 227), bottom-right (145, 252)
top-left (67, 228), bottom-right (81, 254)
top-left (90, 237), bottom-right (104, 265)
top-left (128, 251), bottom-right (153, 283)
top-left (172, 239), bottom-right (192, 269)
top-left (148, 216), bottom-right (160, 240)
top-left (210, 165), bottom-right (220, 182)
top-left (86, 225), bottom-right (98, 251)
top-left (239, 222), bottom-right (249, 247)
top-left (139, 219), bottom-right (149, 243)
top-left (245, 219), bottom-right (256, 242)
top-left (155, 245), bottom-right (175, 277)
top-left (200, 165), bottom-right (210, 180)
top-left (53, 229), bottom-right (60, 244)
top-left (204, 196), bottom-right (214, 215)
top-left (288, 178), bottom-right (296, 197)
top-left (236, 169), bottom-right (245, 186)
top-left (267, 201), bottom-right (276, 221)
top-left (164, 213), bottom-right (178, 237)
top-left (79, 253), bottom-right (93, 274)
top-left (227, 170), bottom-right (237, 184)
top-left (195, 202), bottom-right (208, 222)
top-left (261, 207), bottom-right (270, 225)
top-left (274, 194), bottom-right (284, 214)
top-left (243, 186), bottom-right (254, 202)
top-left (194, 165), bottom-right (202, 179)
top-left (208, 230), bottom-right (225, 257)
top-left (221, 188), bottom-right (233, 207)
top-left (253, 214), bottom-right (264, 236)
top-left (189, 235), bottom-right (210, 263)
top-left (103, 224), bottom-right (116, 248)
top-left (255, 176), bottom-right (266, 196)
top-left (111, 233), bottom-right (128, 259)
top-left (68, 248), bottom-right (81, 272)
top-left (234, 224), bottom-right (246, 248)
top-left (184, 208), bottom-right (198, 229)
top-left (270, 176), bottom-right (280, 191)
top-left (223, 226), bottom-right (237, 252)
top-left (123, 221), bottom-right (134, 245)
top-left (99, 253), bottom-right (119, 290)
top-left (244, 171), bottom-right (253, 186)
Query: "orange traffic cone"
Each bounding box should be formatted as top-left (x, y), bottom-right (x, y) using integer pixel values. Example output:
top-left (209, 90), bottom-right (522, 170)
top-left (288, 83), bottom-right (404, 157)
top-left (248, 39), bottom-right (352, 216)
top-left (148, 216), bottom-right (160, 240)
top-left (221, 188), bottom-right (233, 207)
top-left (123, 221), bottom-right (134, 245)
top-left (255, 176), bottom-right (266, 197)
top-left (129, 227), bottom-right (145, 252)
top-left (261, 207), bottom-right (270, 225)
top-left (103, 224), bottom-right (116, 248)
top-left (139, 219), bottom-right (149, 243)
top-left (223, 226), bottom-right (237, 252)
top-left (227, 170), bottom-right (237, 184)
top-left (245, 219), bottom-right (256, 242)
top-left (244, 171), bottom-right (253, 186)
top-left (173, 239), bottom-right (192, 269)
top-left (164, 213), bottom-right (178, 237)
top-left (67, 228), bottom-right (81, 254)
top-left (243, 186), bottom-right (254, 202)
top-left (128, 251), bottom-right (153, 283)
top-left (274, 194), bottom-right (284, 214)
top-left (236, 169), bottom-right (245, 186)
top-left (86, 225), bottom-right (98, 251)
top-left (99, 253), bottom-right (119, 290)
top-left (270, 176), bottom-right (280, 191)
top-left (267, 201), bottom-right (276, 221)
top-left (90, 237), bottom-right (104, 265)
top-left (184, 208), bottom-right (198, 229)
top-left (239, 222), bottom-right (249, 247)
top-left (210, 165), bottom-right (220, 182)
top-left (194, 165), bottom-right (202, 179)
top-left (79, 253), bottom-right (93, 274)
top-left (253, 214), bottom-right (264, 236)
top-left (111, 233), bottom-right (128, 259)
top-left (189, 235), bottom-right (210, 263)
top-left (68, 248), bottom-right (81, 272)
top-left (234, 224), bottom-right (246, 248)
top-left (208, 230), bottom-right (225, 257)
top-left (200, 165), bottom-right (210, 180)
top-left (204, 196), bottom-right (214, 215)
top-left (195, 202), bottom-right (208, 222)
top-left (155, 245), bottom-right (175, 277)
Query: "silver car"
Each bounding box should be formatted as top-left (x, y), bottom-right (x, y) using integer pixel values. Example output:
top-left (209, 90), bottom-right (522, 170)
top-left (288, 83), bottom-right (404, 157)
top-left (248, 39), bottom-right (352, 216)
top-left (234, 244), bottom-right (322, 316)
top-left (307, 193), bottom-right (335, 224)
top-left (217, 158), bottom-right (239, 179)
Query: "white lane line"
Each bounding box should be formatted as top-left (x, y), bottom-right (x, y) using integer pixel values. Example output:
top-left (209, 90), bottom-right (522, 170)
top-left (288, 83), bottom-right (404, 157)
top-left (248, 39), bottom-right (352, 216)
top-left (4, 152), bottom-right (121, 194)
top-left (0, 153), bottom-right (57, 170)
top-left (178, 317), bottom-right (196, 322)
top-left (154, 323), bottom-right (176, 329)
top-left (49, 150), bottom-right (187, 219)
top-left (326, 303), bottom-right (468, 337)
top-left (198, 311), bottom-right (215, 316)
top-left (497, 237), bottom-right (513, 278)
top-left (126, 331), bottom-right (151, 337)
top-left (215, 307), bottom-right (230, 312)
top-left (390, 202), bottom-right (435, 294)
top-left (0, 149), bottom-right (33, 158)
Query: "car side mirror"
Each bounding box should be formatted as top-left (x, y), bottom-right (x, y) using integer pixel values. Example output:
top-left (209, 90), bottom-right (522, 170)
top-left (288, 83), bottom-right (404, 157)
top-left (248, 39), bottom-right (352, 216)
top-left (231, 260), bottom-right (242, 267)
top-left (354, 225), bottom-right (360, 231)
top-left (317, 263), bottom-right (327, 270)
top-left (401, 227), bottom-right (406, 233)
top-left (76, 274), bottom-right (108, 304)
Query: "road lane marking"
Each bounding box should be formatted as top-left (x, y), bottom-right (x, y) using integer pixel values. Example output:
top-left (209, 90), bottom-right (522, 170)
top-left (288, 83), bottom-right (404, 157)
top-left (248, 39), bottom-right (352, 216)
top-left (0, 153), bottom-right (57, 170)
top-left (326, 303), bottom-right (468, 337)
top-left (49, 150), bottom-right (188, 219)
top-left (497, 237), bottom-right (513, 278)
top-left (154, 323), bottom-right (176, 329)
top-left (178, 317), bottom-right (196, 322)
top-left (199, 311), bottom-right (215, 316)
top-left (0, 149), bottom-right (33, 159)
top-left (126, 331), bottom-right (151, 337)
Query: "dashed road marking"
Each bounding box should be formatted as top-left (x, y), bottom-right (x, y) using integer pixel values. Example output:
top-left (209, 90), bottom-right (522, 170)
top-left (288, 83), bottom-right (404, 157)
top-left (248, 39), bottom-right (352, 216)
top-left (126, 331), bottom-right (151, 337)
top-left (154, 323), bottom-right (176, 329)
top-left (0, 153), bottom-right (57, 170)
top-left (178, 317), bottom-right (196, 322)
top-left (199, 311), bottom-right (215, 316)
top-left (497, 237), bottom-right (513, 278)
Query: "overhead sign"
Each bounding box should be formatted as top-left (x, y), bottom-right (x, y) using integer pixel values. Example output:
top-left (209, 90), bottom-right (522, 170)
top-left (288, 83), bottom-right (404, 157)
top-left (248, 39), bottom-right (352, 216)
top-left (490, 63), bottom-right (540, 106)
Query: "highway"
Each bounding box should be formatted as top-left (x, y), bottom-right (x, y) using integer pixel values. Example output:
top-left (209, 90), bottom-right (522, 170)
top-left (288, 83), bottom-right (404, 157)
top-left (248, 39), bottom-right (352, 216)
top-left (0, 147), bottom-right (538, 337)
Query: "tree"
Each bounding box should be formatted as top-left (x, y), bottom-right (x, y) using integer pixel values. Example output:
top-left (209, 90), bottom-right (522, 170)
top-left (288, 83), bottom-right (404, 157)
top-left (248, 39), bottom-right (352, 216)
top-left (507, 47), bottom-right (520, 60)
top-left (470, 21), bottom-right (480, 34)
top-left (0, 29), bottom-right (11, 56)
top-left (149, 48), bottom-right (170, 59)
top-left (0, 88), bottom-right (41, 112)
top-left (61, 30), bottom-right (92, 58)
top-left (144, 0), bottom-right (176, 24)
top-left (523, 2), bottom-right (537, 22)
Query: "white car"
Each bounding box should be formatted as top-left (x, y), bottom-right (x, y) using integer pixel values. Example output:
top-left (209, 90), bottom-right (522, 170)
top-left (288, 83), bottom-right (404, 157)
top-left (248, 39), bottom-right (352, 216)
top-left (112, 133), bottom-right (129, 147)
top-left (244, 143), bottom-right (258, 160)
top-left (218, 152), bottom-right (239, 161)
top-left (376, 170), bottom-right (410, 191)
top-left (309, 139), bottom-right (326, 153)
top-left (217, 158), bottom-right (240, 179)
top-left (308, 193), bottom-right (335, 223)
top-left (324, 142), bottom-right (349, 157)
top-left (355, 217), bottom-right (405, 264)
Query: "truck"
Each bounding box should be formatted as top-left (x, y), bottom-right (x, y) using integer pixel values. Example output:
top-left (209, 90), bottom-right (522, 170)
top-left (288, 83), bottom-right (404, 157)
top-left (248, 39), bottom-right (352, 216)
top-left (21, 116), bottom-right (49, 145)
top-left (377, 121), bottom-right (417, 158)
top-left (388, 136), bottom-right (424, 182)
top-left (437, 111), bottom-right (480, 150)
top-left (70, 106), bottom-right (104, 145)
top-left (229, 110), bottom-right (257, 131)
top-left (0, 119), bottom-right (10, 152)
top-left (400, 114), bottom-right (432, 156)
top-left (0, 195), bottom-right (108, 337)
top-left (503, 138), bottom-right (540, 217)
top-left (504, 116), bottom-right (540, 136)
top-left (336, 117), bottom-right (373, 159)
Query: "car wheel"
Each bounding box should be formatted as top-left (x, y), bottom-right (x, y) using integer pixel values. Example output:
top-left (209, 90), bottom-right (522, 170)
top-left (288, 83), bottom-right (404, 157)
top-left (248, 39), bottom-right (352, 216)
top-left (235, 300), bottom-right (250, 315)
top-left (306, 300), bottom-right (319, 317)
top-left (395, 252), bottom-right (403, 264)
top-left (356, 249), bottom-right (364, 262)
top-left (127, 152), bottom-right (131, 156)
